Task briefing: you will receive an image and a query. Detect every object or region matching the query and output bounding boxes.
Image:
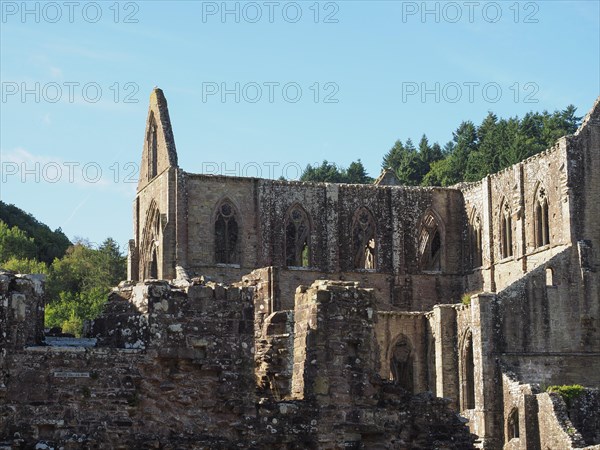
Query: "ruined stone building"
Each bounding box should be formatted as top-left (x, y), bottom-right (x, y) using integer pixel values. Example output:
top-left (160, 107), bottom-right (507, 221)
top-left (1, 90), bottom-right (599, 449)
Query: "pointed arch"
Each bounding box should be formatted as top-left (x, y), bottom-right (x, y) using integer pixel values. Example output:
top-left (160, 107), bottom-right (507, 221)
top-left (140, 200), bottom-right (162, 279)
top-left (533, 182), bottom-right (550, 248)
top-left (149, 247), bottom-right (158, 279)
top-left (389, 334), bottom-right (414, 393)
top-left (138, 89), bottom-right (179, 192)
top-left (351, 206), bottom-right (377, 269)
top-left (285, 204), bottom-right (311, 267)
top-left (418, 209), bottom-right (444, 272)
top-left (469, 208), bottom-right (483, 268)
top-left (147, 111), bottom-right (158, 180)
top-left (507, 407), bottom-right (520, 440)
top-left (499, 198), bottom-right (513, 259)
top-left (214, 198), bottom-right (240, 264)
top-left (460, 329), bottom-right (476, 410)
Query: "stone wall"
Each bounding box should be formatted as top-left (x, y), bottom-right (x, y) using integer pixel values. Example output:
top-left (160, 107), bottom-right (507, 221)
top-left (235, 266), bottom-right (463, 318)
top-left (536, 392), bottom-right (588, 449)
top-left (0, 271), bottom-right (44, 353)
top-left (0, 273), bottom-right (476, 449)
top-left (86, 89), bottom-right (600, 448)
top-left (374, 311), bottom-right (432, 393)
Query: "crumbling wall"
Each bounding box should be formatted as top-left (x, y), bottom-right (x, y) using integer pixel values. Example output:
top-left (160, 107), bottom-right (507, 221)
top-left (290, 280), bottom-right (475, 448)
top-left (569, 389), bottom-right (600, 446)
top-left (536, 392), bottom-right (588, 449)
top-left (0, 271), bottom-right (44, 353)
top-left (374, 311), bottom-right (431, 393)
top-left (1, 275), bottom-right (475, 449)
top-left (255, 310), bottom-right (294, 399)
top-left (501, 372), bottom-right (539, 450)
top-left (2, 277), bottom-right (257, 447)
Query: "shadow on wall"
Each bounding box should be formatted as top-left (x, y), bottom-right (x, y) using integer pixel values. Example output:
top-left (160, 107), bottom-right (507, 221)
top-left (494, 245), bottom-right (598, 359)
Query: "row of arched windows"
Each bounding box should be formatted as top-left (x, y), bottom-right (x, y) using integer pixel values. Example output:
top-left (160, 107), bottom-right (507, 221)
top-left (213, 200), bottom-right (446, 271)
top-left (468, 184), bottom-right (551, 268)
top-left (213, 200), bottom-right (381, 269)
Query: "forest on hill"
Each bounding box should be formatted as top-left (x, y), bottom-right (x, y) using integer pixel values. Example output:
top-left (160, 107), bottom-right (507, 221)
top-left (300, 105), bottom-right (582, 185)
top-left (0, 201), bottom-right (125, 336)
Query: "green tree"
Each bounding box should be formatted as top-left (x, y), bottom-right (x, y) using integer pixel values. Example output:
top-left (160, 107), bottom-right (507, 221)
top-left (345, 160), bottom-right (373, 184)
top-left (449, 121), bottom-right (478, 184)
top-left (47, 242), bottom-right (97, 300)
top-left (300, 160), bottom-right (344, 183)
top-left (45, 239), bottom-right (126, 336)
top-left (1, 257), bottom-right (48, 275)
top-left (560, 105), bottom-right (582, 134)
top-left (381, 139), bottom-right (422, 185)
top-left (465, 112), bottom-right (499, 181)
top-left (93, 238), bottom-right (127, 289)
top-left (382, 140), bottom-right (406, 171)
top-left (0, 220), bottom-right (37, 262)
top-left (0, 201), bottom-right (71, 263)
top-left (300, 160), bottom-right (372, 184)
top-left (417, 134), bottom-right (444, 183)
top-left (422, 158), bottom-right (454, 186)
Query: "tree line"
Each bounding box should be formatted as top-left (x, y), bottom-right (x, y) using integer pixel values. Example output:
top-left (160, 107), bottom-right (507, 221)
top-left (300, 105), bottom-right (582, 186)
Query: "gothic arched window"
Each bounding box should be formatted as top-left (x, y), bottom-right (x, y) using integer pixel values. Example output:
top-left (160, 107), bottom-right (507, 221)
top-left (149, 248), bottom-right (158, 279)
top-left (461, 330), bottom-right (476, 410)
top-left (147, 113), bottom-right (158, 180)
top-left (390, 334), bottom-right (414, 393)
top-left (352, 207), bottom-right (376, 269)
top-left (285, 205), bottom-right (310, 267)
top-left (470, 211), bottom-right (483, 268)
top-left (140, 200), bottom-right (161, 280)
top-left (534, 186), bottom-right (550, 248)
top-left (215, 200), bottom-right (239, 264)
top-left (508, 408), bottom-right (520, 440)
top-left (500, 199), bottom-right (513, 259)
top-left (418, 211), bottom-right (443, 272)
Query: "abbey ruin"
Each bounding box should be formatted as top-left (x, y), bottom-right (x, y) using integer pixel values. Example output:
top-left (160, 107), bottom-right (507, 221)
top-left (1, 89), bottom-right (599, 449)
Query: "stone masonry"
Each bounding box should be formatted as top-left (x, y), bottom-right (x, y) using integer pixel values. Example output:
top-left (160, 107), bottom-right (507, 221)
top-left (1, 90), bottom-right (599, 448)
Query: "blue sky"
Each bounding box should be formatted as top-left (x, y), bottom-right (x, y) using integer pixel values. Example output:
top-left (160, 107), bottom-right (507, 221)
top-left (1, 0), bottom-right (599, 250)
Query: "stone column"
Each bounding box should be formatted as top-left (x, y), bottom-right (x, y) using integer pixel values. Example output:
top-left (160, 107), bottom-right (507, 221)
top-left (471, 293), bottom-right (502, 449)
top-left (432, 304), bottom-right (459, 408)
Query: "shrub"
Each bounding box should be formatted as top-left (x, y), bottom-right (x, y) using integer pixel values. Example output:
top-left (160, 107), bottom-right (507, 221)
top-left (461, 293), bottom-right (472, 305)
top-left (546, 384), bottom-right (585, 407)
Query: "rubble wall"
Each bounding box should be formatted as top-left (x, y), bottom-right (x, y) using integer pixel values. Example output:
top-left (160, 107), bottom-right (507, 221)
top-left (0, 273), bottom-right (475, 449)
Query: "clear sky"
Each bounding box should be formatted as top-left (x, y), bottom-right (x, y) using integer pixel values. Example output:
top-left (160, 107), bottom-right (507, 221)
top-left (1, 0), bottom-right (599, 251)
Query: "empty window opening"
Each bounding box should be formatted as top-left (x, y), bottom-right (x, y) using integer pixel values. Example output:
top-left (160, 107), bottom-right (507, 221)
top-left (215, 200), bottom-right (239, 264)
top-left (470, 213), bottom-right (483, 268)
top-left (500, 201), bottom-right (513, 259)
top-left (390, 335), bottom-right (414, 393)
top-left (149, 248), bottom-right (158, 279)
top-left (461, 331), bottom-right (475, 410)
top-left (508, 408), bottom-right (520, 439)
top-left (352, 207), bottom-right (376, 270)
top-left (418, 211), bottom-right (443, 272)
top-left (535, 187), bottom-right (550, 248)
top-left (285, 205), bottom-right (310, 267)
top-left (147, 113), bottom-right (158, 180)
top-left (140, 201), bottom-right (161, 281)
